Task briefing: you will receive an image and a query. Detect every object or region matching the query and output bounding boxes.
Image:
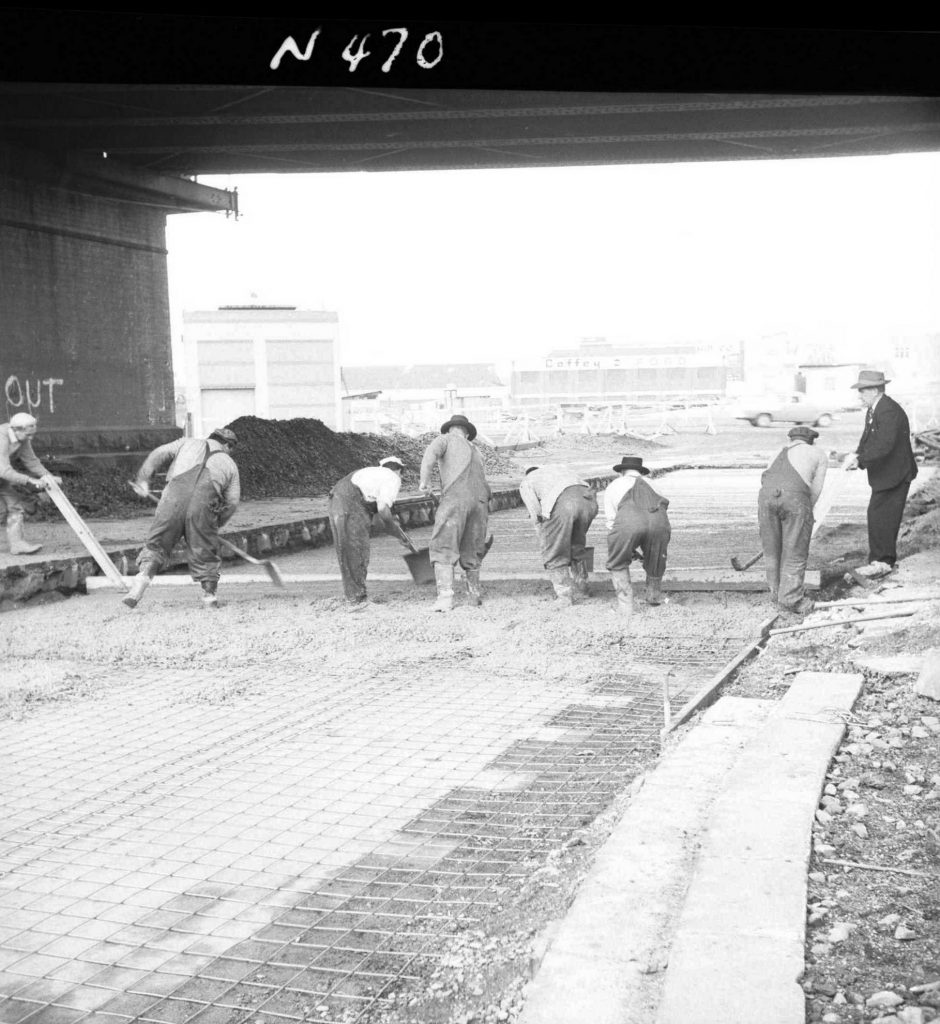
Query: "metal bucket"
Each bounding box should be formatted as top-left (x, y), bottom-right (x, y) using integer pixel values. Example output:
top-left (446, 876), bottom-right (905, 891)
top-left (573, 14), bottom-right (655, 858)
top-left (404, 547), bottom-right (435, 584)
top-left (579, 547), bottom-right (595, 572)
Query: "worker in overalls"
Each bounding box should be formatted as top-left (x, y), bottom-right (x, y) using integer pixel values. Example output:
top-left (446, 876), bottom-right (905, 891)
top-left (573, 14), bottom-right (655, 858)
top-left (603, 456), bottom-right (671, 625)
top-left (419, 414), bottom-right (492, 612)
top-left (328, 456), bottom-right (412, 611)
top-left (123, 427), bottom-right (240, 609)
top-left (758, 425), bottom-right (828, 616)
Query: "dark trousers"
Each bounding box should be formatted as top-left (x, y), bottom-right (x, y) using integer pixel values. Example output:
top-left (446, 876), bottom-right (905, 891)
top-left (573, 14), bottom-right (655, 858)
top-left (758, 487), bottom-right (813, 609)
top-left (539, 486), bottom-right (597, 569)
top-left (867, 480), bottom-right (911, 566)
top-left (328, 478), bottom-right (373, 602)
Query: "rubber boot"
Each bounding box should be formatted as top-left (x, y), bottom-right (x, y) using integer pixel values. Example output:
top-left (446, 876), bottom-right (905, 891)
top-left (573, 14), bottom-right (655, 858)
top-left (200, 579), bottom-right (219, 609)
top-left (122, 564), bottom-right (156, 609)
top-left (570, 559), bottom-right (589, 597)
top-left (645, 576), bottom-right (664, 606)
top-left (610, 568), bottom-right (634, 626)
top-left (465, 568), bottom-right (483, 607)
top-left (432, 563), bottom-right (454, 612)
top-left (550, 567), bottom-right (574, 606)
top-left (7, 517), bottom-right (41, 556)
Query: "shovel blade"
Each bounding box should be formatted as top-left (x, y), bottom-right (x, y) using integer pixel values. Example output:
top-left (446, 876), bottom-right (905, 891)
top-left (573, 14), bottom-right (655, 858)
top-left (404, 546), bottom-right (435, 585)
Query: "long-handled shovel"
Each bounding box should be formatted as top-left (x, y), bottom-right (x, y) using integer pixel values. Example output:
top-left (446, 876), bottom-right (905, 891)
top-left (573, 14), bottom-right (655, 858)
top-left (730, 453), bottom-right (854, 571)
top-left (129, 481), bottom-right (286, 590)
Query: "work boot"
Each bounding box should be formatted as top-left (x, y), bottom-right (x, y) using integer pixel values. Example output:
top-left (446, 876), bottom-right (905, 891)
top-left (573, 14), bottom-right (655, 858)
top-left (200, 579), bottom-right (219, 609)
top-left (432, 563), bottom-right (454, 612)
top-left (465, 568), bottom-right (483, 607)
top-left (610, 568), bottom-right (634, 626)
top-left (122, 564), bottom-right (156, 609)
top-left (7, 517), bottom-right (41, 556)
top-left (645, 576), bottom-right (664, 606)
top-left (570, 559), bottom-right (589, 597)
top-left (550, 567), bottom-right (574, 606)
top-left (346, 597), bottom-right (369, 613)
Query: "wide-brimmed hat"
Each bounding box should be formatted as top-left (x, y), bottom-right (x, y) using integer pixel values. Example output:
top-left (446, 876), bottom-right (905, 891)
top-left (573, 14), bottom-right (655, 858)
top-left (380, 456), bottom-right (405, 470)
top-left (850, 369), bottom-right (891, 389)
top-left (209, 427), bottom-right (238, 446)
top-left (612, 455), bottom-right (650, 475)
top-left (788, 425), bottom-right (819, 443)
top-left (440, 414), bottom-right (477, 441)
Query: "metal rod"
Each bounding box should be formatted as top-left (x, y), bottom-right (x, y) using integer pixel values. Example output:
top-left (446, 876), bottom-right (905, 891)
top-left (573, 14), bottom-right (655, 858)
top-left (768, 609), bottom-right (916, 637)
top-left (814, 593), bottom-right (940, 609)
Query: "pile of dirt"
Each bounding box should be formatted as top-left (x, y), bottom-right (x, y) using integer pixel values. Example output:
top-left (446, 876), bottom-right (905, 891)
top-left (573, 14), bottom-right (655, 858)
top-left (899, 473), bottom-right (940, 558)
top-left (535, 432), bottom-right (667, 454)
top-left (226, 416), bottom-right (519, 499)
top-left (21, 419), bottom-right (520, 520)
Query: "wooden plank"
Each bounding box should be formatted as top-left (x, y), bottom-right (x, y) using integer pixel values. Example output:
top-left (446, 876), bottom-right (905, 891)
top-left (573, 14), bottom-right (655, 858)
top-left (45, 480), bottom-right (128, 591)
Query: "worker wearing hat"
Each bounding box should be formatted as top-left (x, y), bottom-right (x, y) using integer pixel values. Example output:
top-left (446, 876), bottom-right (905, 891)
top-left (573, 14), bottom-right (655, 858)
top-left (843, 370), bottom-right (918, 573)
top-left (0, 412), bottom-right (62, 555)
top-left (520, 463), bottom-right (597, 606)
top-left (602, 456), bottom-right (671, 624)
top-left (124, 427), bottom-right (241, 609)
top-left (328, 456), bottom-right (413, 610)
top-left (758, 424), bottom-right (829, 616)
top-left (419, 414), bottom-right (492, 612)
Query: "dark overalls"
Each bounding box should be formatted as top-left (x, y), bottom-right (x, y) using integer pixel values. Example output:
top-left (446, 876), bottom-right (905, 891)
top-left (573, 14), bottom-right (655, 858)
top-left (429, 448), bottom-right (490, 570)
top-left (758, 446), bottom-right (814, 609)
top-left (606, 476), bottom-right (671, 579)
top-left (137, 445), bottom-right (227, 583)
top-left (539, 485), bottom-right (598, 569)
top-left (328, 472), bottom-right (378, 603)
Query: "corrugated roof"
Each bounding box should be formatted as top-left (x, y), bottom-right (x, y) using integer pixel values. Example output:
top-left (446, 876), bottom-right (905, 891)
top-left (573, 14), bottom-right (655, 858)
top-left (342, 364), bottom-right (505, 392)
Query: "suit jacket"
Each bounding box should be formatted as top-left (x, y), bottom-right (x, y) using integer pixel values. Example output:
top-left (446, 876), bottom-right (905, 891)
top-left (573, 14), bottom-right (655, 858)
top-left (856, 394), bottom-right (918, 491)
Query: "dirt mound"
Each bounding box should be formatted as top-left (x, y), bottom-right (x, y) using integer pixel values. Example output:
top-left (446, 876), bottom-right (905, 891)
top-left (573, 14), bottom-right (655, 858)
top-left (537, 432), bottom-right (667, 454)
top-left (899, 473), bottom-right (940, 558)
top-left (227, 416), bottom-right (518, 500)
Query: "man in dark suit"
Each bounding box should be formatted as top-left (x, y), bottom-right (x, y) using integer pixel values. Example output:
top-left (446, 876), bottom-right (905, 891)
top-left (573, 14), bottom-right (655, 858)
top-left (846, 369), bottom-right (918, 569)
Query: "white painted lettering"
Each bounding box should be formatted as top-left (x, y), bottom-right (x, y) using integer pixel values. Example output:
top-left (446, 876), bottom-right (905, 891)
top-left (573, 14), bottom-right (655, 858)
top-left (5, 375), bottom-right (23, 407)
top-left (381, 27), bottom-right (408, 72)
top-left (26, 378), bottom-right (42, 412)
top-left (269, 29), bottom-right (321, 70)
top-left (43, 378), bottom-right (64, 413)
top-left (342, 34), bottom-right (372, 72)
top-left (416, 30), bottom-right (443, 69)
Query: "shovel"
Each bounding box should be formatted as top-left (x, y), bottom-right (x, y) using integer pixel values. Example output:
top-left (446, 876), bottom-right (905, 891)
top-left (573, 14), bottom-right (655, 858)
top-left (129, 481), bottom-right (286, 590)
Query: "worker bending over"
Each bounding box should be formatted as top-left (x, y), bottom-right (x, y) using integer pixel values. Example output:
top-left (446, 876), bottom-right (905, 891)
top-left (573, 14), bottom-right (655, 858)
top-left (758, 424), bottom-right (828, 616)
top-left (603, 456), bottom-right (671, 625)
top-left (124, 427), bottom-right (240, 609)
top-left (520, 463), bottom-right (597, 605)
top-left (419, 414), bottom-right (491, 612)
top-left (0, 412), bottom-right (61, 555)
top-left (328, 456), bottom-right (411, 611)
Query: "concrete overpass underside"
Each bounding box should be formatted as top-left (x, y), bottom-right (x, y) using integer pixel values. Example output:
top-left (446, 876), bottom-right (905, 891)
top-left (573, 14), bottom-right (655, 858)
top-left (3, 84), bottom-right (940, 455)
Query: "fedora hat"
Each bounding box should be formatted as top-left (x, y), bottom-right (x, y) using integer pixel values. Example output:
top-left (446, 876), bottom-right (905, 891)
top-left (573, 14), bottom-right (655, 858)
top-left (788, 425), bottom-right (819, 443)
top-left (209, 427), bottom-right (238, 446)
top-left (440, 414), bottom-right (477, 441)
top-left (850, 369), bottom-right (890, 389)
top-left (612, 455), bottom-right (650, 475)
top-left (380, 456), bottom-right (405, 470)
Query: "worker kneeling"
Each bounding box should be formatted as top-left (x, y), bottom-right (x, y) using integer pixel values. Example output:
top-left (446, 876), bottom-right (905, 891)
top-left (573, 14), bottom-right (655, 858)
top-left (758, 425), bottom-right (828, 617)
top-left (603, 456), bottom-right (671, 625)
top-left (124, 428), bottom-right (241, 609)
top-left (520, 464), bottom-right (597, 606)
top-left (328, 456), bottom-right (412, 611)
top-left (419, 415), bottom-right (491, 612)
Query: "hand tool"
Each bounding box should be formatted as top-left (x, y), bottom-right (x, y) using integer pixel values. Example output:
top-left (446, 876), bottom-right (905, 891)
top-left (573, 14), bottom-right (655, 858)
top-left (731, 453), bottom-right (854, 571)
top-left (129, 481), bottom-right (286, 589)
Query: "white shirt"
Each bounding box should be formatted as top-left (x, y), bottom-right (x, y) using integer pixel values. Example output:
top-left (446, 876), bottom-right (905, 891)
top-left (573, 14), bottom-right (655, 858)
top-left (602, 472), bottom-right (646, 529)
top-left (519, 466), bottom-right (586, 523)
top-left (351, 466), bottom-right (402, 510)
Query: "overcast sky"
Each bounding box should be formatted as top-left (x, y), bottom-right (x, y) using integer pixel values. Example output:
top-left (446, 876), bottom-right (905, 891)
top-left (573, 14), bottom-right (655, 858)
top-left (165, 151), bottom-right (940, 368)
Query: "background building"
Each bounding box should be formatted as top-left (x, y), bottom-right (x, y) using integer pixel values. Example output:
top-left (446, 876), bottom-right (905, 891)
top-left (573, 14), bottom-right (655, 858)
top-left (181, 306), bottom-right (340, 436)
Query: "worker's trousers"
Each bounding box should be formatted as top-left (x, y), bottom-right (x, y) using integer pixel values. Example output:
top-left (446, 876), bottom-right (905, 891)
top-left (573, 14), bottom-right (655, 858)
top-left (757, 487), bottom-right (813, 609)
top-left (867, 480), bottom-right (910, 567)
top-left (429, 464), bottom-right (490, 570)
top-left (539, 486), bottom-right (597, 569)
top-left (328, 475), bottom-right (376, 603)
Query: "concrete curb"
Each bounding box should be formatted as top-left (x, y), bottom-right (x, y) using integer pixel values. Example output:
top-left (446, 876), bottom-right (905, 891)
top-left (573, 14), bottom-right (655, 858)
top-left (520, 673), bottom-right (862, 1024)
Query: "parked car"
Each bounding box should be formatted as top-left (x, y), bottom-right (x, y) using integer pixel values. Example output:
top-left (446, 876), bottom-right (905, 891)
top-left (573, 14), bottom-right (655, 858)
top-left (731, 392), bottom-right (837, 428)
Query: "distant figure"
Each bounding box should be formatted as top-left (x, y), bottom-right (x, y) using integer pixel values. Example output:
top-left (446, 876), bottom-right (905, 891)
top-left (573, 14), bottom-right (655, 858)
top-left (124, 428), bottom-right (240, 609)
top-left (758, 425), bottom-right (828, 616)
top-left (327, 456), bottom-right (412, 611)
top-left (419, 414), bottom-right (492, 612)
top-left (603, 456), bottom-right (671, 625)
top-left (520, 463), bottom-right (597, 606)
top-left (844, 370), bottom-right (918, 573)
top-left (0, 412), bottom-right (61, 555)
